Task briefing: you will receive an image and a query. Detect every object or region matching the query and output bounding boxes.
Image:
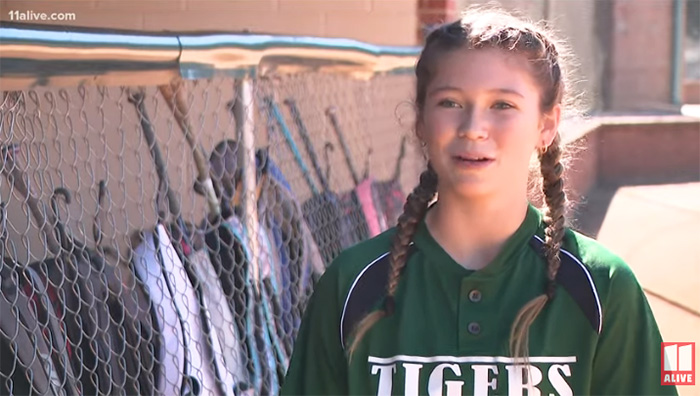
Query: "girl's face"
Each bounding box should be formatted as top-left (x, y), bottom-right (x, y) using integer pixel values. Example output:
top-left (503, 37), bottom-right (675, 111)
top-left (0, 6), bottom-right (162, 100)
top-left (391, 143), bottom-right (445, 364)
top-left (417, 47), bottom-right (560, 200)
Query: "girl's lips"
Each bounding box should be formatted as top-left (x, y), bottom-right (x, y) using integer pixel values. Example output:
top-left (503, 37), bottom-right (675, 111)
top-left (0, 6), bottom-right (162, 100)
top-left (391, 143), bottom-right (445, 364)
top-left (452, 155), bottom-right (495, 169)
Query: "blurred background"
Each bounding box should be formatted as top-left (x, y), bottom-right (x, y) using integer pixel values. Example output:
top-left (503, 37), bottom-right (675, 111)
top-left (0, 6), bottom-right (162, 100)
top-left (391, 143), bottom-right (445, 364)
top-left (0, 0), bottom-right (698, 395)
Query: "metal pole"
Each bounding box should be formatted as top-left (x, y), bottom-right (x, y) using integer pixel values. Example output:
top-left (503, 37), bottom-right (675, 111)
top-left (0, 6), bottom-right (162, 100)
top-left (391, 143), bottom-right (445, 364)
top-left (671, 0), bottom-right (685, 105)
top-left (235, 76), bottom-right (261, 289)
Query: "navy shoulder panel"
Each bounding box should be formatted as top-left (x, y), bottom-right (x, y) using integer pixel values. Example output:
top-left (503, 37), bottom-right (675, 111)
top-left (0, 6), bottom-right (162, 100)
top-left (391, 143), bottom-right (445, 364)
top-left (529, 235), bottom-right (603, 334)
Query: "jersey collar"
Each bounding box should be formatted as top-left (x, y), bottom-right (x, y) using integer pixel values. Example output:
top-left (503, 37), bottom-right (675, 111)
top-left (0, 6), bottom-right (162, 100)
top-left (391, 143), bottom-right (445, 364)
top-left (413, 203), bottom-right (544, 278)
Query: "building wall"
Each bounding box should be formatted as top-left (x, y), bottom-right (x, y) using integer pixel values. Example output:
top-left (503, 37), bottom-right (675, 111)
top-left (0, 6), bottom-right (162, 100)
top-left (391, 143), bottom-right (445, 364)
top-left (608, 0), bottom-right (674, 110)
top-left (0, 0), bottom-right (419, 46)
top-left (455, 0), bottom-right (604, 112)
top-left (456, 0), bottom-right (682, 112)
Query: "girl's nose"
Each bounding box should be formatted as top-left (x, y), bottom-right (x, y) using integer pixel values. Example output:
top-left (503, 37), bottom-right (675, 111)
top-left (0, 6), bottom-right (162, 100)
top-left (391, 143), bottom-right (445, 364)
top-left (458, 109), bottom-right (489, 140)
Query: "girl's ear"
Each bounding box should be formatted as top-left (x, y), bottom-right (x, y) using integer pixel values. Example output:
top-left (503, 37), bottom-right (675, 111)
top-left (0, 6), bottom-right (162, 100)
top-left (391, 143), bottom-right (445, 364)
top-left (416, 113), bottom-right (427, 146)
top-left (539, 104), bottom-right (561, 148)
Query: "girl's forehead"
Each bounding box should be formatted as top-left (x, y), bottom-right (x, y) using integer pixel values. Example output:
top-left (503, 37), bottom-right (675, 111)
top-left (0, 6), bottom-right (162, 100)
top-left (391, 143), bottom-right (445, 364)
top-left (429, 48), bottom-right (538, 92)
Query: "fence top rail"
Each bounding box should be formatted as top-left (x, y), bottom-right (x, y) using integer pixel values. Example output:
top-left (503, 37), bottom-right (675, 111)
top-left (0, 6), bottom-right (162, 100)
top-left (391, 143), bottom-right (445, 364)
top-left (0, 22), bottom-right (422, 91)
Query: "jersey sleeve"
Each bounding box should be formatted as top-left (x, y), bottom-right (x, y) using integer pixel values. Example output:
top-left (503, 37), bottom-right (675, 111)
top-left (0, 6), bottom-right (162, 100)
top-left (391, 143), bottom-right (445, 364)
top-left (280, 262), bottom-right (349, 395)
top-left (589, 260), bottom-right (678, 396)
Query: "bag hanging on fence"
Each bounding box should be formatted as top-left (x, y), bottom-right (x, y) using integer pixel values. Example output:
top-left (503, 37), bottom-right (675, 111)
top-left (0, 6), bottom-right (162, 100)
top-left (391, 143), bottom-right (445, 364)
top-left (370, 136), bottom-right (409, 229)
top-left (38, 188), bottom-right (132, 396)
top-left (255, 148), bottom-right (324, 340)
top-left (286, 98), bottom-right (364, 254)
top-left (173, 224), bottom-right (248, 391)
top-left (2, 143), bottom-right (135, 396)
top-left (155, 83), bottom-right (266, 395)
top-left (1, 214), bottom-right (77, 396)
top-left (205, 138), bottom-right (323, 357)
top-left (131, 224), bottom-right (189, 396)
top-left (325, 106), bottom-right (386, 237)
top-left (204, 209), bottom-right (280, 396)
top-left (1, 250), bottom-right (70, 396)
top-left (107, 257), bottom-right (162, 396)
top-left (201, 141), bottom-right (291, 396)
top-left (264, 97), bottom-right (354, 265)
top-left (159, 80), bottom-right (258, 396)
top-left (129, 88), bottom-right (233, 396)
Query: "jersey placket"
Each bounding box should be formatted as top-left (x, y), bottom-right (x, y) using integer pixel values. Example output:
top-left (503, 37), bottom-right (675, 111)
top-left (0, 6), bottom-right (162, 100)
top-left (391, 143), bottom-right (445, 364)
top-left (458, 271), bottom-right (501, 351)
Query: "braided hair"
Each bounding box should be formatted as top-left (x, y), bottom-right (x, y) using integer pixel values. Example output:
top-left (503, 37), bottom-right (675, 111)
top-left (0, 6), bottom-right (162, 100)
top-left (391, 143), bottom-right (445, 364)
top-left (347, 6), bottom-right (574, 364)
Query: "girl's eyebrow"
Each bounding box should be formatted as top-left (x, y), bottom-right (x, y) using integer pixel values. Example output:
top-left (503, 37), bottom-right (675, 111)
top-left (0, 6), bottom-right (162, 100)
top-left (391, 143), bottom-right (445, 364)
top-left (428, 85), bottom-right (525, 98)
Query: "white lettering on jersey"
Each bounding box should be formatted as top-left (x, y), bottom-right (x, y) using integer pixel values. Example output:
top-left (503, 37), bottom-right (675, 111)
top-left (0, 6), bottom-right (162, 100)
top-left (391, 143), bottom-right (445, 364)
top-left (548, 365), bottom-right (573, 396)
top-left (403, 363), bottom-right (423, 396)
top-left (368, 355), bottom-right (576, 395)
top-left (371, 364), bottom-right (396, 395)
top-left (428, 364), bottom-right (464, 396)
top-left (472, 365), bottom-right (499, 395)
top-left (506, 365), bottom-right (543, 396)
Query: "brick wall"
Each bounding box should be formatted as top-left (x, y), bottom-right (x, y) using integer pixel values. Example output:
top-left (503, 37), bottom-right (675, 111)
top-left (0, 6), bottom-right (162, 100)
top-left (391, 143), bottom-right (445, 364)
top-left (684, 80), bottom-right (700, 104)
top-left (534, 116), bottom-right (700, 230)
top-left (416, 0), bottom-right (457, 41)
top-left (0, 0), bottom-right (419, 46)
top-left (608, 0), bottom-right (674, 110)
top-left (454, 0), bottom-right (603, 113)
top-left (595, 118), bottom-right (700, 185)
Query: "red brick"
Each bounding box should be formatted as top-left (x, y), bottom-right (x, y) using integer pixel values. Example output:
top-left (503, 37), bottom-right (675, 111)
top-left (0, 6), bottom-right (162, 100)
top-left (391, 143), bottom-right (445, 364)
top-left (143, 9), bottom-right (324, 36)
top-left (417, 0), bottom-right (457, 15)
top-left (608, 0), bottom-right (674, 110)
top-left (278, 0), bottom-right (370, 12)
top-left (2, 0), bottom-right (96, 11)
top-left (370, 0), bottom-right (416, 13)
top-left (683, 81), bottom-right (700, 104)
top-left (95, 0), bottom-right (184, 11)
top-left (325, 9), bottom-right (417, 45)
top-left (184, 0), bottom-right (277, 12)
top-left (597, 121), bottom-right (700, 184)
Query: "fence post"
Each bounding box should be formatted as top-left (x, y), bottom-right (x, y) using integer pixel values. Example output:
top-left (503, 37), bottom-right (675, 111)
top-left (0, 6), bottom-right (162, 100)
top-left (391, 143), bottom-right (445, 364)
top-left (235, 76), bottom-right (261, 288)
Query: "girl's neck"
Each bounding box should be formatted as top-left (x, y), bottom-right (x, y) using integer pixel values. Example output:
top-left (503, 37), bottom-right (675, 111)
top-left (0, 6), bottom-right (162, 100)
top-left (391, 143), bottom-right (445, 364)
top-left (424, 192), bottom-right (530, 271)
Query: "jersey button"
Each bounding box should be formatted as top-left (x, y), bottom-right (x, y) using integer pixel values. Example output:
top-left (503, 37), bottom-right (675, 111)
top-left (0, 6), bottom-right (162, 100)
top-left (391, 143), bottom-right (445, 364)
top-left (468, 289), bottom-right (482, 303)
top-left (468, 322), bottom-right (481, 335)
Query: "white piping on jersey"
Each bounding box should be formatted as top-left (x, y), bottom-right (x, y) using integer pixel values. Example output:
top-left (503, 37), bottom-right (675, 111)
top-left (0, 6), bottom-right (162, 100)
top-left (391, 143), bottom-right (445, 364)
top-left (340, 250), bottom-right (391, 350)
top-left (368, 355), bottom-right (577, 365)
top-left (533, 235), bottom-right (603, 334)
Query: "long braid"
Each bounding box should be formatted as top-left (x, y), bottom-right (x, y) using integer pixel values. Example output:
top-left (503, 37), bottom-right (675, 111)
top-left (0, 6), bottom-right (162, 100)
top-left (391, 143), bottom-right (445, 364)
top-left (347, 165), bottom-right (438, 357)
top-left (539, 134), bottom-right (566, 296)
top-left (509, 134), bottom-right (567, 362)
top-left (385, 165), bottom-right (439, 310)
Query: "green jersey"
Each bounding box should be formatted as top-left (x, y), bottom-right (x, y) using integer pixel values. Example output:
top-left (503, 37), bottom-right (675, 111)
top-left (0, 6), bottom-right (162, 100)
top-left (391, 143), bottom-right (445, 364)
top-left (281, 204), bottom-right (678, 396)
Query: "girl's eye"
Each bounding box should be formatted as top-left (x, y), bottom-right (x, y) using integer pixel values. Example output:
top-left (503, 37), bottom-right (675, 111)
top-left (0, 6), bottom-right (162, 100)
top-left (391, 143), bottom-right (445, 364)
top-left (438, 99), bottom-right (461, 108)
top-left (493, 101), bottom-right (514, 110)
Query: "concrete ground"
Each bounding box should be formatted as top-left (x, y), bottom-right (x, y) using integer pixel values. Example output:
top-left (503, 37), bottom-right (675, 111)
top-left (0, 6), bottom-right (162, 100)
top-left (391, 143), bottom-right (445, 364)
top-left (575, 181), bottom-right (700, 396)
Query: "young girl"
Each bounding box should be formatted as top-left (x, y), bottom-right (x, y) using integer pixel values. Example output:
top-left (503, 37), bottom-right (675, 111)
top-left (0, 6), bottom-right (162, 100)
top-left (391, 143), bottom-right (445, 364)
top-left (280, 7), bottom-right (677, 396)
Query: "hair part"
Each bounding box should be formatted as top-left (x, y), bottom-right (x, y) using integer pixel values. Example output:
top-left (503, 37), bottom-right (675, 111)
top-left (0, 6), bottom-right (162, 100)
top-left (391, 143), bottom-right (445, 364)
top-left (347, 6), bottom-right (573, 364)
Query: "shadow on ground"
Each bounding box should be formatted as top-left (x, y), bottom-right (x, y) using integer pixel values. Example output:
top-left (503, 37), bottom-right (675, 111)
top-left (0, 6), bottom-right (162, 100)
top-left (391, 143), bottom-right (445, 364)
top-left (570, 171), bottom-right (700, 238)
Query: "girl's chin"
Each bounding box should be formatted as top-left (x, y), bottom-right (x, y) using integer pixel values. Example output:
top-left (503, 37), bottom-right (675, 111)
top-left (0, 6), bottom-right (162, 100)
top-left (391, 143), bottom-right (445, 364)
top-left (438, 179), bottom-right (495, 200)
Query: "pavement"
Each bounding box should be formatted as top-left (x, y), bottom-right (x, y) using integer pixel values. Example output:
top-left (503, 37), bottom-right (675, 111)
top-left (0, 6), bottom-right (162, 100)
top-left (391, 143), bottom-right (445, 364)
top-left (576, 181), bottom-right (700, 396)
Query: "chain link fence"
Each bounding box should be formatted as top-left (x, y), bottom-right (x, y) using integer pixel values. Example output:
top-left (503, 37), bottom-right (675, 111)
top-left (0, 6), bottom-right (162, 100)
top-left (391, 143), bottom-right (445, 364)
top-left (0, 27), bottom-right (425, 396)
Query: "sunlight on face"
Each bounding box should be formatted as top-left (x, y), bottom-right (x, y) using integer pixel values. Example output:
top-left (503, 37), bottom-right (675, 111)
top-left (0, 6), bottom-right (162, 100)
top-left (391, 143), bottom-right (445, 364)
top-left (418, 47), bottom-right (558, 201)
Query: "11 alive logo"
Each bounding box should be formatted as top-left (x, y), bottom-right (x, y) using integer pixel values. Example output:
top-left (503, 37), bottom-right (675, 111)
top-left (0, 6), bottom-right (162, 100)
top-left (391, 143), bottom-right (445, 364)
top-left (662, 343), bottom-right (695, 386)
